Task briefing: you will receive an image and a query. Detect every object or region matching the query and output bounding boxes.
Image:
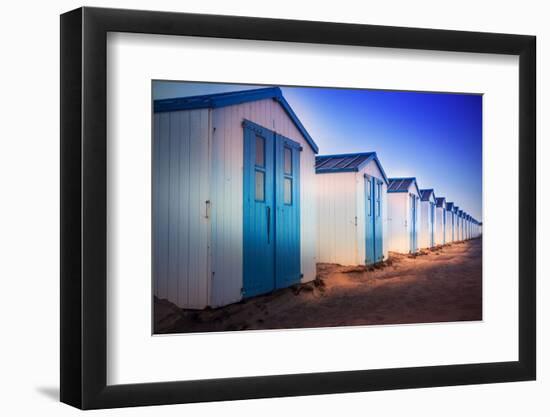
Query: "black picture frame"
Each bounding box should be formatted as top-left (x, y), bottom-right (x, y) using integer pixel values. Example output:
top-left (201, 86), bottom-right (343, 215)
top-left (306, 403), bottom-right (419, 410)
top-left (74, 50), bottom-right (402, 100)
top-left (60, 6), bottom-right (536, 410)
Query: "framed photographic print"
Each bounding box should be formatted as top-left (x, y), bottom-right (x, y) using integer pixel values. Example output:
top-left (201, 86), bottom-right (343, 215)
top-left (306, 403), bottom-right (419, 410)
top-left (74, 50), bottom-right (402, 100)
top-left (60, 6), bottom-right (536, 410)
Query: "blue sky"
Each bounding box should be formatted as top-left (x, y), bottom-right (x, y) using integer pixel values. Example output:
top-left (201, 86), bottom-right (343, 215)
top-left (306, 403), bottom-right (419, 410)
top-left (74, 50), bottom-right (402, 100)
top-left (153, 81), bottom-right (482, 221)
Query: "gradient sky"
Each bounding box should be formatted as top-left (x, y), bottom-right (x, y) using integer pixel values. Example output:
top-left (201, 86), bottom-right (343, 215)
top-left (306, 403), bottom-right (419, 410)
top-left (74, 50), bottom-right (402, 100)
top-left (153, 81), bottom-right (482, 221)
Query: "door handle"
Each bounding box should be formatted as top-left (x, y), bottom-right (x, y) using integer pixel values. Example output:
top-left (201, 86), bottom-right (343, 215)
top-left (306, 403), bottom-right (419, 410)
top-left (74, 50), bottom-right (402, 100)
top-left (267, 206), bottom-right (271, 243)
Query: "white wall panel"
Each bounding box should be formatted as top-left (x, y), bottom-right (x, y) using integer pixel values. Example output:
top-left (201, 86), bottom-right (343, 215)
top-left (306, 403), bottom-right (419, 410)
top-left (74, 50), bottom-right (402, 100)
top-left (153, 109), bottom-right (210, 309)
top-left (317, 172), bottom-right (358, 265)
top-left (387, 193), bottom-right (408, 253)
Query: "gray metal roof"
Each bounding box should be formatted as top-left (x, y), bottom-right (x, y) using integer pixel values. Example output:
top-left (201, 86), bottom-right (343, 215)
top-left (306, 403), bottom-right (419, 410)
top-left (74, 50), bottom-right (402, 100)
top-left (315, 152), bottom-right (389, 184)
top-left (419, 189), bottom-right (435, 202)
top-left (388, 177), bottom-right (419, 195)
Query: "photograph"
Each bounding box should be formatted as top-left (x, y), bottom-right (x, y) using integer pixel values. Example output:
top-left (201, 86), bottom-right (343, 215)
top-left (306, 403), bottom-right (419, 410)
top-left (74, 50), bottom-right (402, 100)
top-left (152, 81), bottom-right (483, 334)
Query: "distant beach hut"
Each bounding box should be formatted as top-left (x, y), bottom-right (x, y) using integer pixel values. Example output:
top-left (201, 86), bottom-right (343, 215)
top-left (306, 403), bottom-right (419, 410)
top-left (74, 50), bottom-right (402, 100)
top-left (446, 202), bottom-right (455, 242)
top-left (435, 197), bottom-right (447, 245)
top-left (453, 206), bottom-right (461, 240)
top-left (387, 177), bottom-right (421, 253)
top-left (419, 189), bottom-right (437, 248)
top-left (316, 152), bottom-right (389, 265)
top-left (153, 87), bottom-right (319, 309)
top-left (476, 220), bottom-right (483, 237)
top-left (457, 209), bottom-right (464, 240)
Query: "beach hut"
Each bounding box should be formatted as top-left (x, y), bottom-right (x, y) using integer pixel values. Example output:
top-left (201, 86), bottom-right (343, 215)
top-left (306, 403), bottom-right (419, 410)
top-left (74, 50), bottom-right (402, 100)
top-left (458, 210), bottom-right (464, 240)
top-left (419, 189), bottom-right (437, 248)
top-left (435, 197), bottom-right (446, 245)
top-left (453, 206), bottom-right (461, 240)
top-left (153, 87), bottom-right (319, 309)
top-left (446, 202), bottom-right (455, 242)
top-left (387, 177), bottom-right (421, 253)
top-left (316, 152), bottom-right (389, 265)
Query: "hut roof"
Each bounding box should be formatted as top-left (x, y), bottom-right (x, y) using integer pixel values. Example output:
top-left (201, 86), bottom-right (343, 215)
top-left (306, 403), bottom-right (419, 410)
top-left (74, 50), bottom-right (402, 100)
top-left (388, 177), bottom-right (421, 196)
top-left (419, 189), bottom-right (435, 202)
top-left (315, 152), bottom-right (388, 184)
top-left (154, 87), bottom-right (318, 153)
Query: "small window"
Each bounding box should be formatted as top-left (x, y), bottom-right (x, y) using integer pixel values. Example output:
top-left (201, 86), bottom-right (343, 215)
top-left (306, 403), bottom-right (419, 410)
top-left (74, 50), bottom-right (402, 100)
top-left (255, 135), bottom-right (265, 167)
top-left (284, 178), bottom-right (292, 205)
top-left (255, 170), bottom-right (265, 201)
top-left (284, 147), bottom-right (292, 175)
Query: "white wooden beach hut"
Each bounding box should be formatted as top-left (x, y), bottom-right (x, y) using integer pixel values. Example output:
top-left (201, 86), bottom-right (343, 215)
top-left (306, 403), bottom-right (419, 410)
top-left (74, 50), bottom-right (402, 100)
top-left (316, 152), bottom-right (389, 265)
top-left (435, 197), bottom-right (446, 245)
top-left (453, 206), bottom-right (461, 240)
top-left (446, 202), bottom-right (455, 242)
top-left (419, 189), bottom-right (437, 248)
top-left (457, 209), bottom-right (464, 240)
top-left (463, 214), bottom-right (467, 239)
top-left (153, 87), bottom-right (319, 309)
top-left (387, 177), bottom-right (421, 254)
top-left (476, 220), bottom-right (483, 237)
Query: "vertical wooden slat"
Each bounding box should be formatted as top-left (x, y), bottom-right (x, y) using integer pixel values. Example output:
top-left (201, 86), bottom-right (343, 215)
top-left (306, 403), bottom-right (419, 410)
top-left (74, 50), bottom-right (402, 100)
top-left (167, 112), bottom-right (181, 305)
top-left (177, 111), bottom-right (190, 306)
top-left (152, 113), bottom-right (160, 296)
top-left (157, 113), bottom-right (170, 299)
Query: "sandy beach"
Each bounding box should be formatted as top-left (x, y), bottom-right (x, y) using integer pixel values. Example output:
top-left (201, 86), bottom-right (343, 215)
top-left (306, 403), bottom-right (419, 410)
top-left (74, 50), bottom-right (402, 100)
top-left (154, 238), bottom-right (482, 334)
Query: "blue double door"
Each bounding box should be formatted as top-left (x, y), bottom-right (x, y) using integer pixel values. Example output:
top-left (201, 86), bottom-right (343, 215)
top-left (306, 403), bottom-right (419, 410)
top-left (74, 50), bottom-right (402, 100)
top-left (243, 121), bottom-right (301, 298)
top-left (365, 175), bottom-right (383, 264)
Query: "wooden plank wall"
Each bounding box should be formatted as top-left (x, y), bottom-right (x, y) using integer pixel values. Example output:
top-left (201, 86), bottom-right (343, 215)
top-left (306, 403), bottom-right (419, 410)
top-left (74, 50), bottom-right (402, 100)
top-left (387, 192), bottom-right (410, 254)
top-left (316, 172), bottom-right (358, 266)
top-left (153, 109), bottom-right (210, 309)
